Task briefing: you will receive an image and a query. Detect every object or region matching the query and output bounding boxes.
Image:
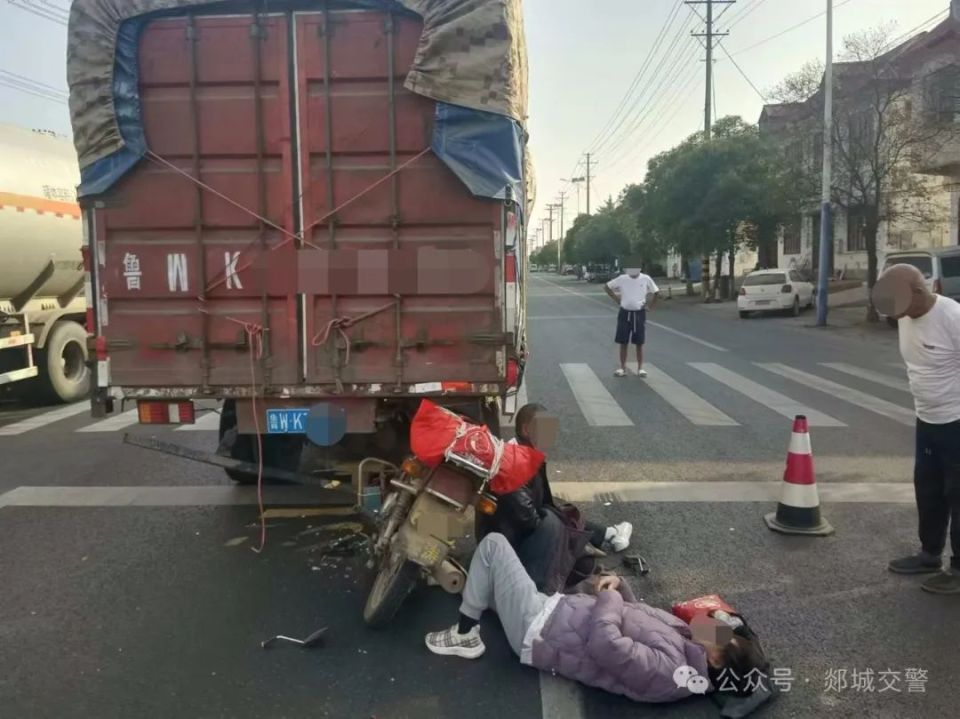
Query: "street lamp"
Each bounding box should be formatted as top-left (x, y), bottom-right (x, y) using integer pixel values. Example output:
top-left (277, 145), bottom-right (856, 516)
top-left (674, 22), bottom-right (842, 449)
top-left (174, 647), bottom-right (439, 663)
top-left (816, 0), bottom-right (834, 327)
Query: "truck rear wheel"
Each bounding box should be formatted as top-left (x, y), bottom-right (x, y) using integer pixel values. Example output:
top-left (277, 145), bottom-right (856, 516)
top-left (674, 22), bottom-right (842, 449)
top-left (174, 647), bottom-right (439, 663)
top-left (217, 400), bottom-right (304, 484)
top-left (38, 321), bottom-right (90, 403)
top-left (218, 402), bottom-right (257, 484)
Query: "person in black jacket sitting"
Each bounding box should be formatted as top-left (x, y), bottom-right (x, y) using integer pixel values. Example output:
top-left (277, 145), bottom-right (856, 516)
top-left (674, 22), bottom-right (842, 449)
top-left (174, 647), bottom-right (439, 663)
top-left (477, 403), bottom-right (633, 589)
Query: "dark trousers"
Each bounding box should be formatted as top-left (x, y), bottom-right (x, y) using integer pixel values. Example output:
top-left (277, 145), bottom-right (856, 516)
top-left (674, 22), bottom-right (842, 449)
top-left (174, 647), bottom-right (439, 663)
top-left (585, 519), bottom-right (607, 548)
top-left (915, 419), bottom-right (960, 570)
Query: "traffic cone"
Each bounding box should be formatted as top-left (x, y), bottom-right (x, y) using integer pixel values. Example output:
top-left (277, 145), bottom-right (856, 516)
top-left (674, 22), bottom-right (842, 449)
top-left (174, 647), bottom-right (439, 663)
top-left (764, 415), bottom-right (834, 536)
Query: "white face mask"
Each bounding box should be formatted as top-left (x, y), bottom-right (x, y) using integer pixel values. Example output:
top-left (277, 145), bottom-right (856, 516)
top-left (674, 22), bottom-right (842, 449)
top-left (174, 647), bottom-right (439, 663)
top-left (626, 268), bottom-right (641, 277)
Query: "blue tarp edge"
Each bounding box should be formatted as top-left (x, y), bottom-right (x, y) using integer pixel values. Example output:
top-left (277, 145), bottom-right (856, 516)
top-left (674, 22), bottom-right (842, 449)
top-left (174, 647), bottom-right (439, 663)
top-left (78, 18), bottom-right (147, 198)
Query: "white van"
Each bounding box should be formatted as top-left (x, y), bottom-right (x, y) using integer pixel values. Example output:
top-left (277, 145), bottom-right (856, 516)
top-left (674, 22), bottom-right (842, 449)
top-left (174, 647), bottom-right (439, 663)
top-left (881, 247), bottom-right (960, 325)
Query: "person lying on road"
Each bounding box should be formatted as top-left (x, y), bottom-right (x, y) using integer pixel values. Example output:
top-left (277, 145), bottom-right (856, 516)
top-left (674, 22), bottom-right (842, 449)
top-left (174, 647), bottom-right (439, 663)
top-left (425, 533), bottom-right (767, 703)
top-left (477, 403), bottom-right (633, 590)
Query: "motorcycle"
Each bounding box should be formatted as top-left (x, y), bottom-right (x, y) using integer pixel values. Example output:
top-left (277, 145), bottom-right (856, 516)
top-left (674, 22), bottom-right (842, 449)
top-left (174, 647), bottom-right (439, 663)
top-left (362, 449), bottom-right (499, 628)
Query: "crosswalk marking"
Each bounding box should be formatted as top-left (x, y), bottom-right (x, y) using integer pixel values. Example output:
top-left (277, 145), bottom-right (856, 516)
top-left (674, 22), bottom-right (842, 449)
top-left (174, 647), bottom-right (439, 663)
top-left (690, 363), bottom-right (846, 427)
top-left (820, 362), bottom-right (910, 393)
top-left (643, 363), bottom-right (739, 426)
top-left (0, 402), bottom-right (90, 436)
top-left (560, 363), bottom-right (634, 427)
top-left (176, 411), bottom-right (221, 431)
top-left (76, 408), bottom-right (140, 433)
top-left (757, 363), bottom-right (915, 426)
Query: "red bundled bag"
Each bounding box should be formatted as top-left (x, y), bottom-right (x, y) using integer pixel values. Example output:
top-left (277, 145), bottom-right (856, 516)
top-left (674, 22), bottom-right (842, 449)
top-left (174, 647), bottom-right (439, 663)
top-left (672, 594), bottom-right (736, 624)
top-left (409, 400), bottom-right (544, 495)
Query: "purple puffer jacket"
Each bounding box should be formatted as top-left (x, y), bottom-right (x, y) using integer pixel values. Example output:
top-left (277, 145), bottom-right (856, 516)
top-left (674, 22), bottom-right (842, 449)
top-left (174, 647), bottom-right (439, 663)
top-left (530, 591), bottom-right (710, 703)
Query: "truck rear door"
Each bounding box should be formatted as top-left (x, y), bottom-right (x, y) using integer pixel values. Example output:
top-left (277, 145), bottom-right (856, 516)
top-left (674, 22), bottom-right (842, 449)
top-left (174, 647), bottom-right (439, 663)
top-left (90, 8), bottom-right (508, 395)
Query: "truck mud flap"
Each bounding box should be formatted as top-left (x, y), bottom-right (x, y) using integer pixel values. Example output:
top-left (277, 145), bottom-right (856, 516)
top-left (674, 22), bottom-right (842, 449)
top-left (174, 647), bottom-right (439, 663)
top-left (122, 433), bottom-right (356, 506)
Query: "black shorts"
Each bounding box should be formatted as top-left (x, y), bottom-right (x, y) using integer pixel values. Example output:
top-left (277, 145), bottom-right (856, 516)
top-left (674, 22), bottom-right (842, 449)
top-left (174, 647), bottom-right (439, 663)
top-left (615, 308), bottom-right (646, 346)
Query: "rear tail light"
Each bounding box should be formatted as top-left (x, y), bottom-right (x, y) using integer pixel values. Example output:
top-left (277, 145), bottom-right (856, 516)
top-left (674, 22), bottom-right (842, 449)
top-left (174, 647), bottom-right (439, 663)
top-left (401, 457), bottom-right (425, 479)
top-left (781, 284), bottom-right (793, 294)
top-left (137, 400), bottom-right (196, 425)
top-left (476, 494), bottom-right (498, 516)
top-left (739, 287), bottom-right (746, 296)
top-left (934, 279), bottom-right (942, 295)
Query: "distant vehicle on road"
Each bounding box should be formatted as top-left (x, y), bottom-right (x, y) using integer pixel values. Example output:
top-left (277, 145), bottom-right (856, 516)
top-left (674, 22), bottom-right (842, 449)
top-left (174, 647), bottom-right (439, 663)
top-left (738, 269), bottom-right (814, 318)
top-left (0, 124), bottom-right (87, 403)
top-left (880, 248), bottom-right (960, 326)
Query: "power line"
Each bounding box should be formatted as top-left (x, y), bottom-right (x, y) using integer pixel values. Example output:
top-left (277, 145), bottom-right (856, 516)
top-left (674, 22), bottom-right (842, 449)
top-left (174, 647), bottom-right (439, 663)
top-left (583, 1), bottom-right (685, 156)
top-left (600, 57), bottom-right (701, 176)
top-left (589, 9), bottom-right (695, 158)
top-left (727, 0), bottom-right (771, 29)
top-left (0, 78), bottom-right (67, 103)
top-left (0, 68), bottom-right (67, 95)
top-left (6, 0), bottom-right (68, 26)
top-left (881, 9), bottom-right (949, 53)
top-left (718, 41), bottom-right (766, 101)
top-left (592, 24), bottom-right (700, 161)
top-left (595, 39), bottom-right (700, 164)
top-left (730, 0), bottom-right (858, 56)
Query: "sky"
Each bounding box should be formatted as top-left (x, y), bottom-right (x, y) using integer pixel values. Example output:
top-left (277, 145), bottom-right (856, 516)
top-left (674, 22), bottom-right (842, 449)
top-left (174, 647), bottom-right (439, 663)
top-left (0, 0), bottom-right (953, 240)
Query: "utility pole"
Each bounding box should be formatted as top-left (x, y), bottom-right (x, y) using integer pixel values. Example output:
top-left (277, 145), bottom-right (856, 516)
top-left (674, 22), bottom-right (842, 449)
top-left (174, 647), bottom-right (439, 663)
top-left (548, 203), bottom-right (562, 272)
top-left (556, 192), bottom-right (567, 271)
top-left (556, 191), bottom-right (567, 240)
top-left (688, 0), bottom-right (733, 140)
top-left (689, 0), bottom-right (733, 300)
top-left (816, 0), bottom-right (834, 327)
top-left (584, 153), bottom-right (592, 215)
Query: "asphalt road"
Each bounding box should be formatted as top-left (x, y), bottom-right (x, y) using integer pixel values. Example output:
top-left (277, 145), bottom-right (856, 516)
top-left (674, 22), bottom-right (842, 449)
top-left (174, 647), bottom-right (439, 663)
top-left (1, 274), bottom-right (954, 719)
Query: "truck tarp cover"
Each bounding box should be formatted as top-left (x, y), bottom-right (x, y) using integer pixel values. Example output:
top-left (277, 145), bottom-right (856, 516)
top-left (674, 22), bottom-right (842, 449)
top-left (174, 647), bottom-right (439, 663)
top-left (66, 0), bottom-right (533, 210)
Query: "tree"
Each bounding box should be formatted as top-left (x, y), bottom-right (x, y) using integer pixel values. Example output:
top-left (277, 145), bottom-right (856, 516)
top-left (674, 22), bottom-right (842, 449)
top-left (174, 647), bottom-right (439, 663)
top-left (826, 25), bottom-right (955, 320)
top-left (638, 117), bottom-right (794, 300)
top-left (530, 240), bottom-right (558, 268)
top-left (767, 60), bottom-right (826, 104)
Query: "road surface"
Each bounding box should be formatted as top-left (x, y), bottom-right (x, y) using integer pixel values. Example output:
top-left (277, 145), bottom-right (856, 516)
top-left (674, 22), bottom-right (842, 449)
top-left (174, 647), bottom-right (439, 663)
top-left (1, 274), bottom-right (952, 719)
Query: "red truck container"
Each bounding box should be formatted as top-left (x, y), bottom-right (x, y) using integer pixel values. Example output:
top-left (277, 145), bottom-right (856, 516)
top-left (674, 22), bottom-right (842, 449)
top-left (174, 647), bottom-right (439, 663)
top-left (69, 1), bottom-right (529, 485)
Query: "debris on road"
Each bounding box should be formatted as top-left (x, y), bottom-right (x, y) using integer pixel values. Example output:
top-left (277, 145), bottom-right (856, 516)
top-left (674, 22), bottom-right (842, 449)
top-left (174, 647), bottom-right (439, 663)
top-left (261, 627), bottom-right (328, 649)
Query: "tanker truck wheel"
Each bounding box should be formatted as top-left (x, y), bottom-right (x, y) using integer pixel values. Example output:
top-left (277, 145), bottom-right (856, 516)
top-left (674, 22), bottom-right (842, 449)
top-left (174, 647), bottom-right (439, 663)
top-left (38, 321), bottom-right (91, 404)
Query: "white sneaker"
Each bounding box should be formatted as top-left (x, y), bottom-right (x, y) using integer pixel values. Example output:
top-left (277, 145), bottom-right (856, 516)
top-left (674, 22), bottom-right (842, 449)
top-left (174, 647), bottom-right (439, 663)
top-left (637, 368), bottom-right (648, 378)
top-left (614, 368), bottom-right (627, 377)
top-left (608, 522), bottom-right (633, 553)
top-left (425, 624), bottom-right (486, 659)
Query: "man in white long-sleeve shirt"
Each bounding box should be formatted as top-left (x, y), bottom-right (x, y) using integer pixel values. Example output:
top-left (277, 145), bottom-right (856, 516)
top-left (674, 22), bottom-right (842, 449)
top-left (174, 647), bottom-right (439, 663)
top-left (875, 263), bottom-right (960, 595)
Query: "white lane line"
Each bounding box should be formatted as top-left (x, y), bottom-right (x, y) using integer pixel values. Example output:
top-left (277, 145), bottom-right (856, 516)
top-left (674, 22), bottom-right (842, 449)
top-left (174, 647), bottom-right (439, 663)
top-left (0, 402), bottom-right (90, 436)
top-left (539, 673), bottom-right (586, 719)
top-left (76, 408), bottom-right (140, 433)
top-left (560, 363), bottom-right (633, 427)
top-left (819, 362), bottom-right (911, 393)
top-left (646, 320), bottom-right (728, 352)
top-left (176, 411), bottom-right (221, 431)
top-left (528, 314), bottom-right (612, 320)
top-left (0, 485), bottom-right (355, 508)
top-left (551, 480), bottom-right (915, 504)
top-left (643, 363), bottom-right (739, 426)
top-left (757, 363), bottom-right (915, 426)
top-left (538, 277), bottom-right (728, 352)
top-left (690, 363), bottom-right (846, 427)
top-left (0, 481), bottom-right (916, 508)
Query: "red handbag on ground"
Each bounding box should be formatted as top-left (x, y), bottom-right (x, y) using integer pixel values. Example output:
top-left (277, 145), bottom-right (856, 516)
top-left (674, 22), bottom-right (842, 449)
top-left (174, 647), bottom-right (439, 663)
top-left (672, 594), bottom-right (737, 623)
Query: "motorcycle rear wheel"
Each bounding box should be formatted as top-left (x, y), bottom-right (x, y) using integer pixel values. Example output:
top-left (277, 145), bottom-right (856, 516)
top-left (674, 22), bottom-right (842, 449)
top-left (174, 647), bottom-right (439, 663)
top-left (363, 548), bottom-right (419, 628)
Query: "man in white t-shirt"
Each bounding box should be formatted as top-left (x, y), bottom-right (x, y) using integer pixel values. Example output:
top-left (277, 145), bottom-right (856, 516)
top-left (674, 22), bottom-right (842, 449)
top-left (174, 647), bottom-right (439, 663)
top-left (604, 263), bottom-right (659, 378)
top-left (874, 264), bottom-right (960, 595)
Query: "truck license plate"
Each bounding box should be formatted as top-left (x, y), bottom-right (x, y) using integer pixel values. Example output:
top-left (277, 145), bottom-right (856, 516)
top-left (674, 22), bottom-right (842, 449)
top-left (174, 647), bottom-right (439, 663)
top-left (266, 409), bottom-right (308, 433)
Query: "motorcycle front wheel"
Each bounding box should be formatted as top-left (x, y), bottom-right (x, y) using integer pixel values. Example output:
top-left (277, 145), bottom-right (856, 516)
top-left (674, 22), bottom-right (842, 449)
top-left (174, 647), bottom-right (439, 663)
top-left (363, 548), bottom-right (419, 628)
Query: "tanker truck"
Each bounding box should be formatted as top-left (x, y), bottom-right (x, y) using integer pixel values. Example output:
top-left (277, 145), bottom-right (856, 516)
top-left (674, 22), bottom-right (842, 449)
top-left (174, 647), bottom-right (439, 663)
top-left (0, 124), bottom-right (89, 403)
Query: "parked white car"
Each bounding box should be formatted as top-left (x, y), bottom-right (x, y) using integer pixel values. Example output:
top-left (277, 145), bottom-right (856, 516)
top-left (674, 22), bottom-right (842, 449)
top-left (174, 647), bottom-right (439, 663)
top-left (738, 269), bottom-right (814, 318)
